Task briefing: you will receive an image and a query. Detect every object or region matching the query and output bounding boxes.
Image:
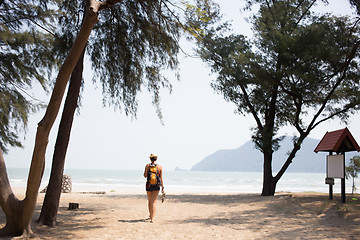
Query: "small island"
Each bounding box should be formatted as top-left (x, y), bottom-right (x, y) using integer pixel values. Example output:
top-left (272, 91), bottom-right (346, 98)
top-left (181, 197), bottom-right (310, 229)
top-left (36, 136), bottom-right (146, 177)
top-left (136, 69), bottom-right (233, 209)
top-left (174, 167), bottom-right (188, 171)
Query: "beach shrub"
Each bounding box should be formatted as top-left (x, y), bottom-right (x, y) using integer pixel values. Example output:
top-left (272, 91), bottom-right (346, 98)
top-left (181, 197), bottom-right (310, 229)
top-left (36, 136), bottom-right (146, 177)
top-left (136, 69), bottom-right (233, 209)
top-left (345, 156), bottom-right (360, 194)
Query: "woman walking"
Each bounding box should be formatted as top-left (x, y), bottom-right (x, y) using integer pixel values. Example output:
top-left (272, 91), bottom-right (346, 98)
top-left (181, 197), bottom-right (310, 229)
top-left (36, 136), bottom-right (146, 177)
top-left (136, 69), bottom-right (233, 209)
top-left (144, 153), bottom-right (164, 223)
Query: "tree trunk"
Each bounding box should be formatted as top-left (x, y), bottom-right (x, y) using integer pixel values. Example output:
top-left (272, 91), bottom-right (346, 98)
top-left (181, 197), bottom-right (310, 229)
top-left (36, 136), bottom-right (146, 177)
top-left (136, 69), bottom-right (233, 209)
top-left (261, 151), bottom-right (276, 196)
top-left (0, 148), bottom-right (29, 236)
top-left (261, 137), bottom-right (305, 196)
top-left (0, 4), bottom-right (98, 237)
top-left (352, 176), bottom-right (355, 194)
top-left (37, 48), bottom-right (85, 227)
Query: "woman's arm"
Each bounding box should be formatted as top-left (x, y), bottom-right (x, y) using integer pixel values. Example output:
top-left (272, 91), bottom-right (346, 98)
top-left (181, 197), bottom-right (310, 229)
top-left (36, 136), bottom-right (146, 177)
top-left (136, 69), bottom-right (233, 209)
top-left (159, 165), bottom-right (164, 190)
top-left (143, 164), bottom-right (149, 178)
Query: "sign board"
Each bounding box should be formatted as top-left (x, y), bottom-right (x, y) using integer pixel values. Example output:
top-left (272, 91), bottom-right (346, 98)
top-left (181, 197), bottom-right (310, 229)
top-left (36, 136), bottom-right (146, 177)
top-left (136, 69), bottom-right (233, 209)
top-left (326, 154), bottom-right (344, 178)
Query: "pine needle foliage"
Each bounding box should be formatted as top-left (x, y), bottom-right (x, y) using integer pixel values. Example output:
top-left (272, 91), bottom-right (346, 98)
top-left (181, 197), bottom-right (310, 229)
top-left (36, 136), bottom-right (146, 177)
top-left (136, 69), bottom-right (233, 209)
top-left (0, 0), bottom-right (61, 152)
top-left (90, 0), bottom-right (181, 119)
top-left (56, 0), bottom-right (182, 119)
top-left (1, 0), bottom-right (185, 151)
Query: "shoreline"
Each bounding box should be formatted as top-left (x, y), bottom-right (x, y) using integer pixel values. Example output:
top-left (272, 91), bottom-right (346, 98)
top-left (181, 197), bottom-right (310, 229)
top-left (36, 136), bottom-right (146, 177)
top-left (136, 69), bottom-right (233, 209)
top-left (10, 185), bottom-right (339, 196)
top-left (9, 184), bottom-right (359, 197)
top-left (1, 188), bottom-right (359, 239)
top-left (8, 169), bottom-right (360, 196)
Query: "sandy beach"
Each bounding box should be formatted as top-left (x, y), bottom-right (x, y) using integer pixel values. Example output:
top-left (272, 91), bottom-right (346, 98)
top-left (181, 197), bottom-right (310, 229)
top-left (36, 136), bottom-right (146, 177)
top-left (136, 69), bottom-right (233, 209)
top-left (0, 190), bottom-right (359, 239)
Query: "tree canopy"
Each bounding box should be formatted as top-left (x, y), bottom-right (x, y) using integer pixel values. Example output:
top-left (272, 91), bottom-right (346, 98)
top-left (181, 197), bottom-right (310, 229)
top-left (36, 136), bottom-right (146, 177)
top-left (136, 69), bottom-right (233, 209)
top-left (187, 0), bottom-right (360, 195)
top-left (0, 0), bottom-right (62, 152)
top-left (1, 0), bottom-right (184, 152)
top-left (52, 0), bottom-right (182, 119)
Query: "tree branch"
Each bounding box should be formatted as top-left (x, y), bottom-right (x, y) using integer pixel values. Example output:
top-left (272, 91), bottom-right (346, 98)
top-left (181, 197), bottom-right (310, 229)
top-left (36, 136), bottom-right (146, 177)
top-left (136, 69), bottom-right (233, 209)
top-left (274, 134), bottom-right (306, 182)
top-left (307, 39), bottom-right (360, 131)
top-left (239, 83), bottom-right (264, 131)
top-left (294, 0), bottom-right (317, 26)
top-left (311, 105), bottom-right (358, 130)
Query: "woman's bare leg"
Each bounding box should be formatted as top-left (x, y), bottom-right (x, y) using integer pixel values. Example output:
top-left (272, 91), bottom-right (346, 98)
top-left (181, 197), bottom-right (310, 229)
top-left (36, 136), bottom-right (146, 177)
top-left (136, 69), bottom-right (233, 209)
top-left (147, 190), bottom-right (159, 222)
top-left (146, 191), bottom-right (152, 219)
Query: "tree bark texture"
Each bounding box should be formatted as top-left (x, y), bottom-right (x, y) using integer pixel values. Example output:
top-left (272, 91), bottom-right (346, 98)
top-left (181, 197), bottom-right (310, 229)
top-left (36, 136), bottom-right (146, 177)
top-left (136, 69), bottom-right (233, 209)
top-left (0, 4), bottom-right (98, 237)
top-left (261, 151), bottom-right (277, 196)
top-left (37, 48), bottom-right (85, 227)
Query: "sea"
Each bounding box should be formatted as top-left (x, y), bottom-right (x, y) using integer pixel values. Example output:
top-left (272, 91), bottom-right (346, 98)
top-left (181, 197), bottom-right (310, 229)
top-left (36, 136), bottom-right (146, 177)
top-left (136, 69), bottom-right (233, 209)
top-left (6, 168), bottom-right (360, 194)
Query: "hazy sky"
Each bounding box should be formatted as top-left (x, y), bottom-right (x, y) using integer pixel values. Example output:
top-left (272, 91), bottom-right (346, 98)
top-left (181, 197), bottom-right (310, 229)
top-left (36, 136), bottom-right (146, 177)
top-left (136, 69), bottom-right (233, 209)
top-left (4, 0), bottom-right (360, 171)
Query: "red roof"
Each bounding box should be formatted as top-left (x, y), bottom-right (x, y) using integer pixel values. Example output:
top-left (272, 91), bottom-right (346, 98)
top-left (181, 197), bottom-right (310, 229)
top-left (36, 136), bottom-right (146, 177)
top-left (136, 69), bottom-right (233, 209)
top-left (314, 127), bottom-right (360, 153)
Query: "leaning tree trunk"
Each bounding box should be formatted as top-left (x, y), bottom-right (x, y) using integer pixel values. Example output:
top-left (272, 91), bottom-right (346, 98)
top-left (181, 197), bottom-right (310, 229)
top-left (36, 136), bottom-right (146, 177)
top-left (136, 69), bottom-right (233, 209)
top-left (37, 48), bottom-right (85, 227)
top-left (37, 0), bottom-right (125, 228)
top-left (0, 3), bottom-right (98, 237)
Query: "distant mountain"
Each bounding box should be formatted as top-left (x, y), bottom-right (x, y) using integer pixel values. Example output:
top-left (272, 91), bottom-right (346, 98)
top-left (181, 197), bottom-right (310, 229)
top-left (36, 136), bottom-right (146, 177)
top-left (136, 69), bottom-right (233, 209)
top-left (191, 136), bottom-right (358, 173)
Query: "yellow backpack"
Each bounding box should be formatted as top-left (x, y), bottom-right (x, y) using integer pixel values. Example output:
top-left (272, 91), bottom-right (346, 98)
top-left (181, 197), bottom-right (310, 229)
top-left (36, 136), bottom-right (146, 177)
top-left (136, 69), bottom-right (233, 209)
top-left (148, 164), bottom-right (160, 186)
